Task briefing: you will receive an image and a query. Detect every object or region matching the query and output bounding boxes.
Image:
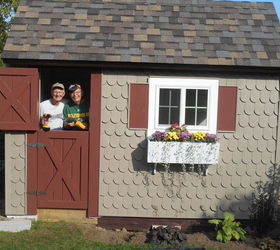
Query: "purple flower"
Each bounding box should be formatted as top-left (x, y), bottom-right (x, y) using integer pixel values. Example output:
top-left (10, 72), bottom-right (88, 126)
top-left (179, 131), bottom-right (192, 141)
top-left (149, 126), bottom-right (218, 143)
top-left (204, 133), bottom-right (218, 143)
top-left (151, 131), bottom-right (166, 141)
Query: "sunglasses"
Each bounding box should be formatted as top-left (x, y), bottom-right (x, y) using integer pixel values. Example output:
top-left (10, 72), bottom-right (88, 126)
top-left (68, 84), bottom-right (81, 92)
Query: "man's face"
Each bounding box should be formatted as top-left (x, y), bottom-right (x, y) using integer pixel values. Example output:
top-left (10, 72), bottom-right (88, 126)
top-left (70, 88), bottom-right (83, 104)
top-left (51, 88), bottom-right (65, 103)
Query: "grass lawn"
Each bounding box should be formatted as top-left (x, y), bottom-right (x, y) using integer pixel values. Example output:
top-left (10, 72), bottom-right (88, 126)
top-left (0, 221), bottom-right (197, 250)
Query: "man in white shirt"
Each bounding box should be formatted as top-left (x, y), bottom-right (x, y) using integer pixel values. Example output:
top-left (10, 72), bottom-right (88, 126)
top-left (40, 82), bottom-right (66, 130)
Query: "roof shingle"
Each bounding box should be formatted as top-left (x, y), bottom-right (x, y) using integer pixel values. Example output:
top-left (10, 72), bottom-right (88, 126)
top-left (3, 0), bottom-right (280, 67)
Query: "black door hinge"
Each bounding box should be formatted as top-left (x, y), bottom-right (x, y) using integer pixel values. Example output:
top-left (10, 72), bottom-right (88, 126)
top-left (27, 191), bottom-right (47, 195)
top-left (27, 143), bottom-right (47, 148)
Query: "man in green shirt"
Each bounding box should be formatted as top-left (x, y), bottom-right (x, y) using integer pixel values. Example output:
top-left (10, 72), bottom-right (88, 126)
top-left (63, 84), bottom-right (89, 130)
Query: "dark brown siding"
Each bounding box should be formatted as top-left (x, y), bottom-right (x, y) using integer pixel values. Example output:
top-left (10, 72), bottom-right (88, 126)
top-left (98, 217), bottom-right (211, 231)
top-left (217, 86), bottom-right (237, 131)
top-left (129, 84), bottom-right (149, 129)
top-left (98, 216), bottom-right (250, 232)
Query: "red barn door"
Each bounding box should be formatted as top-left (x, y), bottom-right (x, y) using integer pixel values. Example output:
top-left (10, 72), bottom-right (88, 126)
top-left (0, 68), bottom-right (39, 130)
top-left (35, 131), bottom-right (89, 209)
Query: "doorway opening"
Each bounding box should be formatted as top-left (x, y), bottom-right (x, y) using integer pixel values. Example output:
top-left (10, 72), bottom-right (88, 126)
top-left (0, 131), bottom-right (5, 215)
top-left (29, 67), bottom-right (92, 210)
top-left (39, 67), bottom-right (91, 130)
top-left (40, 67), bottom-right (91, 102)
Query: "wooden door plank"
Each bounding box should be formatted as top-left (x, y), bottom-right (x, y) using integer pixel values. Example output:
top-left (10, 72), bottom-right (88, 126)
top-left (37, 131), bottom-right (88, 209)
top-left (0, 68), bottom-right (39, 130)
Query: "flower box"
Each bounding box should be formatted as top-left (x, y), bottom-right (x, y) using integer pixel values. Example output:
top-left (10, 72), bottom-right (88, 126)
top-left (147, 140), bottom-right (220, 164)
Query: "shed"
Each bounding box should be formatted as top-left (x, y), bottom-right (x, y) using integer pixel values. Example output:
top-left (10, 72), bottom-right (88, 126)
top-left (1, 0), bottom-right (280, 229)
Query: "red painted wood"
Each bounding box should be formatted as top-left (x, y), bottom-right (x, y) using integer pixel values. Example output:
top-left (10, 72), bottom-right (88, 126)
top-left (37, 131), bottom-right (89, 209)
top-left (217, 86), bottom-right (237, 131)
top-left (0, 68), bottom-right (39, 130)
top-left (27, 132), bottom-right (38, 215)
top-left (129, 84), bottom-right (149, 129)
top-left (0, 68), bottom-right (38, 76)
top-left (87, 71), bottom-right (101, 217)
top-left (98, 216), bottom-right (250, 232)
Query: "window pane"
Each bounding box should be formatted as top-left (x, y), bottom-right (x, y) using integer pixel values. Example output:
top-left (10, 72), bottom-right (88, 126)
top-left (159, 107), bottom-right (169, 124)
top-left (170, 108), bottom-right (180, 124)
top-left (197, 109), bottom-right (207, 125)
top-left (159, 89), bottom-right (170, 105)
top-left (186, 89), bottom-right (196, 106)
top-left (197, 90), bottom-right (208, 107)
top-left (159, 89), bottom-right (180, 125)
top-left (185, 108), bottom-right (195, 125)
top-left (171, 89), bottom-right (180, 106)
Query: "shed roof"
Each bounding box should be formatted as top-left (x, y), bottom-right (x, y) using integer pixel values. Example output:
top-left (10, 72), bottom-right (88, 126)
top-left (3, 0), bottom-right (280, 68)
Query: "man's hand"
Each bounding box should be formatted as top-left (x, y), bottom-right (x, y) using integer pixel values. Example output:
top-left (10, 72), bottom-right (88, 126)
top-left (64, 117), bottom-right (76, 129)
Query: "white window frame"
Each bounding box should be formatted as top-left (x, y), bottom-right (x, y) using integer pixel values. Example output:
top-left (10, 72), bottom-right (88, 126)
top-left (148, 77), bottom-right (219, 135)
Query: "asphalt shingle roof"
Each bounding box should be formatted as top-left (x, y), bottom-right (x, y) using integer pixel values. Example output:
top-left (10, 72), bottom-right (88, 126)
top-left (3, 0), bottom-right (280, 67)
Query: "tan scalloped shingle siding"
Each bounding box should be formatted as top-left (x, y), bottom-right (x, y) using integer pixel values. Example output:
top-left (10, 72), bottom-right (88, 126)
top-left (99, 70), bottom-right (278, 218)
top-left (5, 133), bottom-right (26, 215)
top-left (3, 0), bottom-right (280, 67)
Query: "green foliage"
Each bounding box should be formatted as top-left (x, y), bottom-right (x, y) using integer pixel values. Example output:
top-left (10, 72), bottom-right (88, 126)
top-left (208, 212), bottom-right (246, 243)
top-left (0, 0), bottom-right (20, 66)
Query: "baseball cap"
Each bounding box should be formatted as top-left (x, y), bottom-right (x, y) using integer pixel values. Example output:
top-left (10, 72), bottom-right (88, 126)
top-left (68, 84), bottom-right (81, 92)
top-left (51, 82), bottom-right (65, 90)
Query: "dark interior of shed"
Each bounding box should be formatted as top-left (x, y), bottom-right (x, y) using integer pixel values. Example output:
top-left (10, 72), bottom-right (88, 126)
top-left (40, 67), bottom-right (91, 103)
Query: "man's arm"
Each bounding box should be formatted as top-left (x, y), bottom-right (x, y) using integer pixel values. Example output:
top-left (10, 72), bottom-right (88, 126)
top-left (63, 105), bottom-right (75, 129)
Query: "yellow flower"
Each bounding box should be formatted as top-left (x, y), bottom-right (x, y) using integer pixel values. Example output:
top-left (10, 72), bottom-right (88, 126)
top-left (192, 131), bottom-right (206, 142)
top-left (165, 131), bottom-right (179, 141)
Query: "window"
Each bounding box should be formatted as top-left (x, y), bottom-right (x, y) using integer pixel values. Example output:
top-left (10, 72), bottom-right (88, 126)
top-left (148, 78), bottom-right (219, 135)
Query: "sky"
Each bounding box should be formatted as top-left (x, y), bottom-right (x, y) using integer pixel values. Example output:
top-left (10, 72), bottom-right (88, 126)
top-left (214, 0), bottom-right (280, 20)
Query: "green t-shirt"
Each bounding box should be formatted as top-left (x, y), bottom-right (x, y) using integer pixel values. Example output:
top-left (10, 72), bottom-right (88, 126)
top-left (63, 101), bottom-right (89, 130)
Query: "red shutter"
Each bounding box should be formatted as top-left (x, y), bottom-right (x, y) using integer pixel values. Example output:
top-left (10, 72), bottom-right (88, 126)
top-left (129, 83), bottom-right (149, 129)
top-left (0, 68), bottom-right (39, 131)
top-left (217, 86), bottom-right (237, 131)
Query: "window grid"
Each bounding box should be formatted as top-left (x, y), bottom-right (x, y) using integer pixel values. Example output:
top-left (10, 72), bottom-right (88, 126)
top-left (185, 89), bottom-right (208, 126)
top-left (159, 89), bottom-right (180, 124)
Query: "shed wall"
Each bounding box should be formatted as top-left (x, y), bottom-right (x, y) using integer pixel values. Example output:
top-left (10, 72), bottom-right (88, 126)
top-left (5, 132), bottom-right (26, 215)
top-left (99, 70), bottom-right (279, 219)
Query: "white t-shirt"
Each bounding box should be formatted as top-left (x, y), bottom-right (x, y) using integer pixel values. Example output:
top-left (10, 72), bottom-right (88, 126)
top-left (40, 99), bottom-right (65, 130)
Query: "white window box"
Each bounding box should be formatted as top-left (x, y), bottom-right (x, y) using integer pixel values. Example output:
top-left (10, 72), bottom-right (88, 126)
top-left (147, 140), bottom-right (220, 164)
